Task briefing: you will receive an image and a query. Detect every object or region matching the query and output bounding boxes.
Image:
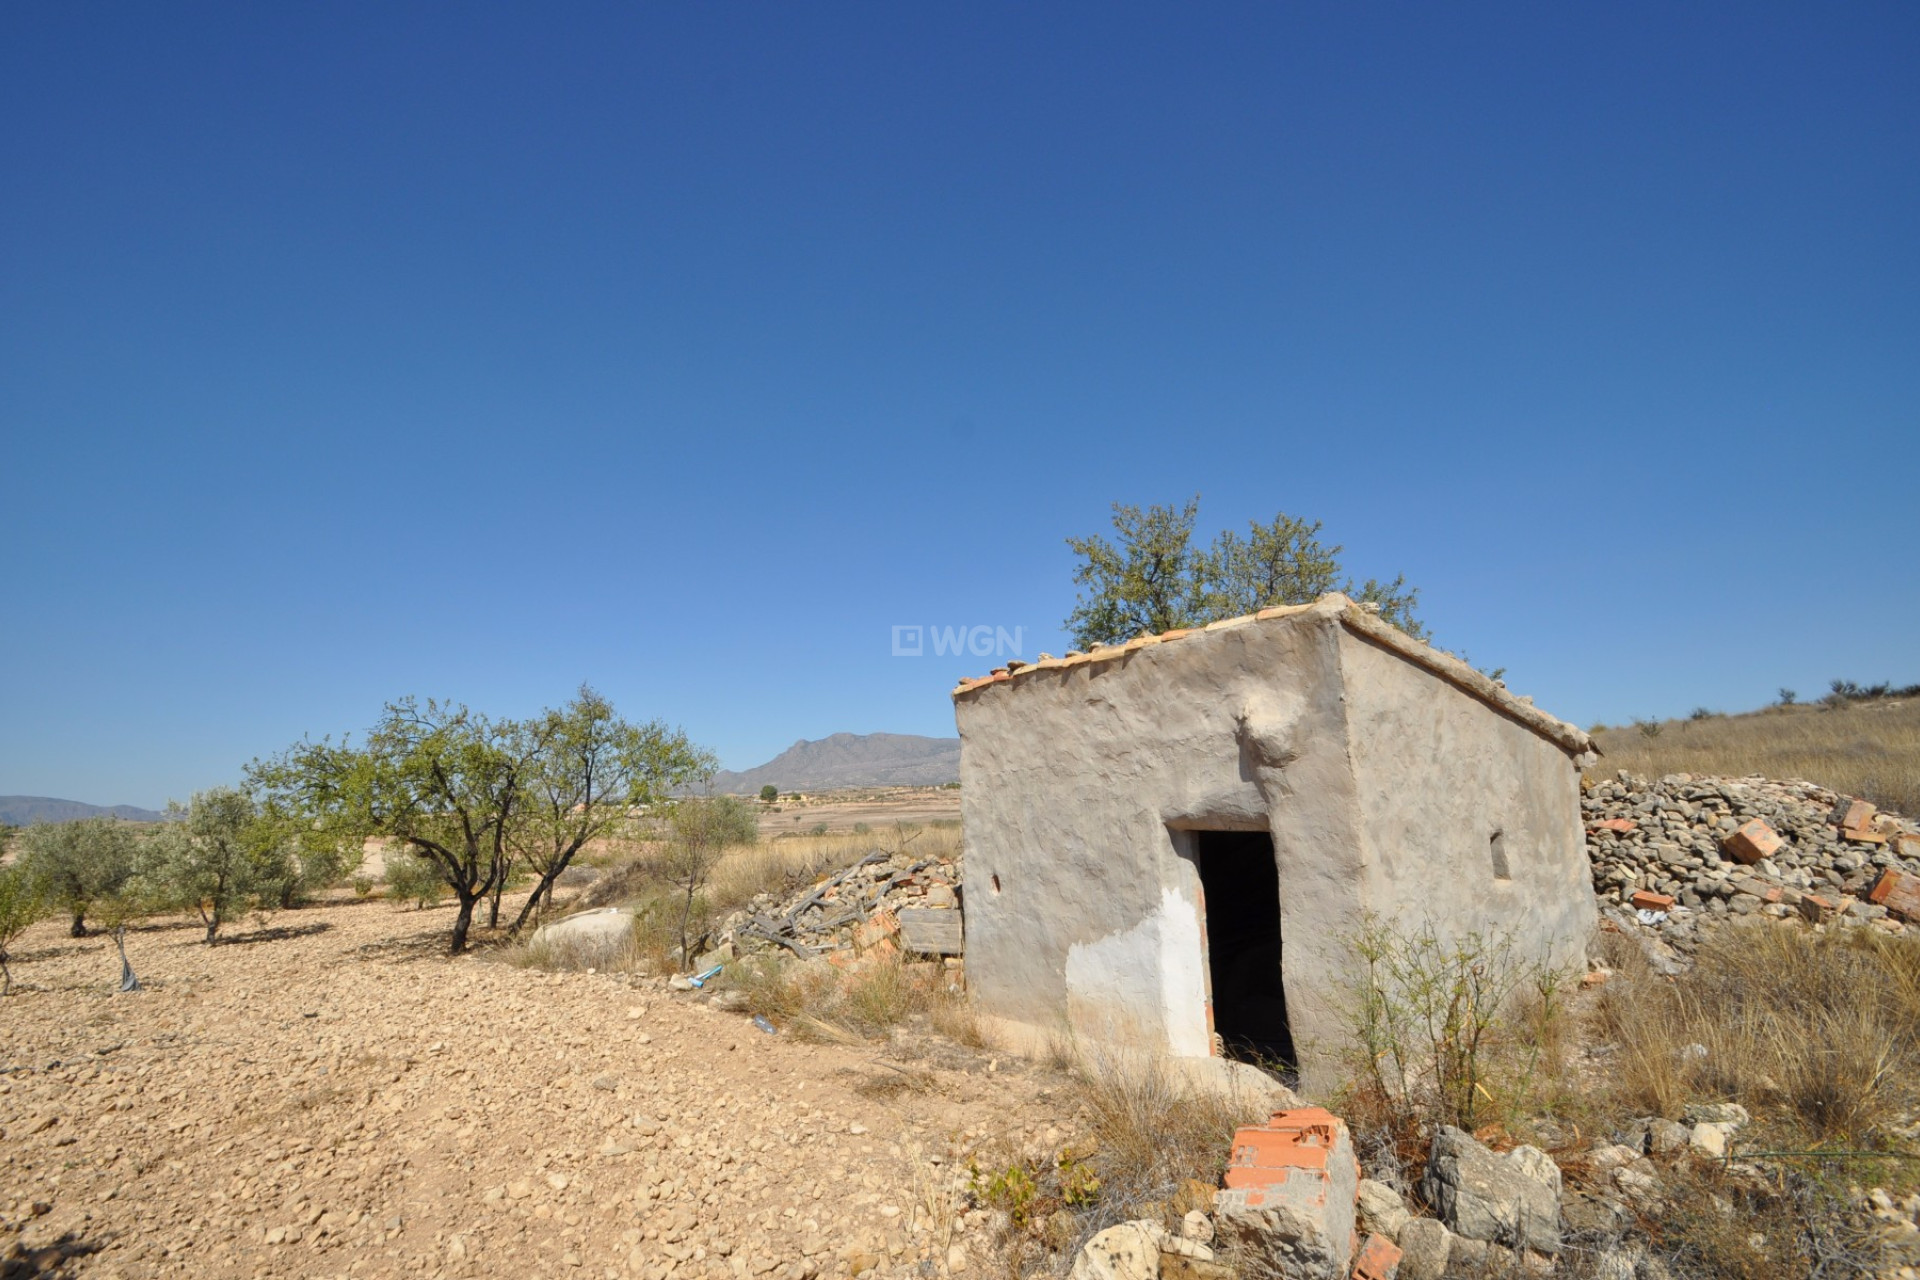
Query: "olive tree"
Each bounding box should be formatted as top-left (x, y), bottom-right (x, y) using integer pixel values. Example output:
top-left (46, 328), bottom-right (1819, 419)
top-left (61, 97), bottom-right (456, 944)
top-left (17, 816), bottom-right (139, 937)
top-left (142, 787), bottom-right (294, 943)
top-left (502, 685), bottom-right (712, 936)
top-left (0, 862), bottom-right (45, 995)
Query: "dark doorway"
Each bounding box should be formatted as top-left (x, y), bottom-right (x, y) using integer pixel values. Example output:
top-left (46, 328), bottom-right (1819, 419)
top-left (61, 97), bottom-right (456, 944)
top-left (1194, 830), bottom-right (1294, 1068)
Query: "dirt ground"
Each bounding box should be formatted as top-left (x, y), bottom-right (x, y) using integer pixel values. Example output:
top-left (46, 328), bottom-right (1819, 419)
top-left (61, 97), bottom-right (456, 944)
top-left (0, 894), bottom-right (1074, 1280)
top-left (756, 790), bottom-right (960, 840)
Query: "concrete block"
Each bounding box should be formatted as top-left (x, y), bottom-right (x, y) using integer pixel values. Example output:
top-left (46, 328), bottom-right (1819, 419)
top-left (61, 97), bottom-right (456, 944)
top-left (1352, 1233), bottom-right (1403, 1280)
top-left (1867, 869), bottom-right (1920, 922)
top-left (1721, 820), bottom-right (1783, 865)
top-left (1214, 1107), bottom-right (1358, 1279)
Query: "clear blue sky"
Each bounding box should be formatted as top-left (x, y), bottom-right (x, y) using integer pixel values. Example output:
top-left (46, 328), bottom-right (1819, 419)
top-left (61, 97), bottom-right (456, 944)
top-left (4, 4), bottom-right (1915, 807)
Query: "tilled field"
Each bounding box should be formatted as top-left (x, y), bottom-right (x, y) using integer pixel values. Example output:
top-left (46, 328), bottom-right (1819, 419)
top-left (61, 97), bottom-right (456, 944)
top-left (0, 897), bottom-right (1070, 1280)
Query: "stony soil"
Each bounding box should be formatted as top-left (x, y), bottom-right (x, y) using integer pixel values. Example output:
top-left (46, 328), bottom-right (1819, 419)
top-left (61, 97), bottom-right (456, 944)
top-left (0, 896), bottom-right (1073, 1280)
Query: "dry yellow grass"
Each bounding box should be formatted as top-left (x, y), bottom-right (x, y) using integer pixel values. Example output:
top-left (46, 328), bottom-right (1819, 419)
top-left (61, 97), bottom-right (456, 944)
top-left (1589, 697), bottom-right (1920, 817)
top-left (1595, 921), bottom-right (1920, 1146)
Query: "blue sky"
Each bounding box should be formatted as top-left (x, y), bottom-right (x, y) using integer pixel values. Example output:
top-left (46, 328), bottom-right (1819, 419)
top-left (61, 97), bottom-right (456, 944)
top-left (4, 3), bottom-right (1916, 807)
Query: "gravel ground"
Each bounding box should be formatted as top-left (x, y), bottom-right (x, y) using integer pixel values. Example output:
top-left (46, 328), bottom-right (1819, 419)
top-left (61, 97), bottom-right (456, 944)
top-left (0, 895), bottom-right (1071, 1280)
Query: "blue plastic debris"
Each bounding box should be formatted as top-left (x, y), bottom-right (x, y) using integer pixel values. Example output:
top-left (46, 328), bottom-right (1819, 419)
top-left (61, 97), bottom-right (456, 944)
top-left (688, 965), bottom-right (724, 989)
top-left (752, 1015), bottom-right (777, 1035)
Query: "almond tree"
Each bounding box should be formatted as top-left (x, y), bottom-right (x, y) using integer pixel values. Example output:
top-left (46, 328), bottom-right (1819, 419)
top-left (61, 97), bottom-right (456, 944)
top-left (254, 698), bottom-right (537, 954)
top-left (502, 685), bottom-right (712, 937)
top-left (1064, 497), bottom-right (1426, 648)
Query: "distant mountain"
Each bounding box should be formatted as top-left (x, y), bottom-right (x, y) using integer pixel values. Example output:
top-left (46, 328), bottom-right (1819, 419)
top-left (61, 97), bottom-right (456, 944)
top-left (0, 796), bottom-right (168, 826)
top-left (703, 733), bottom-right (960, 795)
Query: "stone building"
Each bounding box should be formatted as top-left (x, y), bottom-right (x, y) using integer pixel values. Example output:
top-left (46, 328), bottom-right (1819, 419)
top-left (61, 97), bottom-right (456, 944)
top-left (950, 593), bottom-right (1597, 1089)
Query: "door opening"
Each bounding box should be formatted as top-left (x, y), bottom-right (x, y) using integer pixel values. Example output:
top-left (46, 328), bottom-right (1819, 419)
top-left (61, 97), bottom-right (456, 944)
top-left (1194, 830), bottom-right (1294, 1069)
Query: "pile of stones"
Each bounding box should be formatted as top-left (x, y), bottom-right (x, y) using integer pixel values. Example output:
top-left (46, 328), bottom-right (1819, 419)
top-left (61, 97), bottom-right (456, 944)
top-left (711, 847), bottom-right (960, 963)
top-left (1582, 771), bottom-right (1920, 957)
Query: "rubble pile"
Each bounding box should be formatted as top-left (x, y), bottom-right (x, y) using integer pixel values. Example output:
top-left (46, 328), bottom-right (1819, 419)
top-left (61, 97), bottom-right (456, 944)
top-left (1583, 771), bottom-right (1920, 955)
top-left (712, 847), bottom-right (961, 964)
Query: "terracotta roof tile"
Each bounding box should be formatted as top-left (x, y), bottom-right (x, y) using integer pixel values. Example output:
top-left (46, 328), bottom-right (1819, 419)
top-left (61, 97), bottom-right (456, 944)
top-left (951, 592), bottom-right (1594, 760)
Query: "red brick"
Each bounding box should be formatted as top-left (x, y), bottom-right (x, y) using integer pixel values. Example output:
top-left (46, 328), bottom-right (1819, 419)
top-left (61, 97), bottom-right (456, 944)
top-left (1590, 818), bottom-right (1638, 834)
top-left (1843, 827), bottom-right (1888, 845)
top-left (854, 909), bottom-right (901, 950)
top-left (1868, 869), bottom-right (1920, 922)
top-left (1351, 1233), bottom-right (1403, 1280)
top-left (1630, 890), bottom-right (1675, 912)
top-left (1832, 797), bottom-right (1877, 833)
top-left (1722, 819), bottom-right (1783, 865)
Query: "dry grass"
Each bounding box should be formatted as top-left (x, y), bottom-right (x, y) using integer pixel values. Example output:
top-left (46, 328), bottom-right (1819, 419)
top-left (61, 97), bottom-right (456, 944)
top-left (1595, 921), bottom-right (1920, 1148)
top-left (727, 951), bottom-right (964, 1041)
top-left (1589, 697), bottom-right (1920, 817)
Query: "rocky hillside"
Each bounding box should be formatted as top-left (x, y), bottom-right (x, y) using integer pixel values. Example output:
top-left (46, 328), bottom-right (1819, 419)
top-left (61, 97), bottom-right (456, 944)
top-left (704, 733), bottom-right (959, 795)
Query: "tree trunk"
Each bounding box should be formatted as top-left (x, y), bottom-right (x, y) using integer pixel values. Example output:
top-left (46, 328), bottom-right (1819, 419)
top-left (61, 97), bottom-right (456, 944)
top-left (508, 870), bottom-right (562, 937)
top-left (70, 913), bottom-right (88, 938)
top-left (204, 913), bottom-right (220, 944)
top-left (449, 895), bottom-right (477, 954)
top-left (487, 884), bottom-right (501, 928)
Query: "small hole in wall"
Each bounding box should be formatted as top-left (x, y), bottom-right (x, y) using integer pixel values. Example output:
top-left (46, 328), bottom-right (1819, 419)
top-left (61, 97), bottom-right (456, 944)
top-left (990, 874), bottom-right (1002, 894)
top-left (1489, 830), bottom-right (1512, 881)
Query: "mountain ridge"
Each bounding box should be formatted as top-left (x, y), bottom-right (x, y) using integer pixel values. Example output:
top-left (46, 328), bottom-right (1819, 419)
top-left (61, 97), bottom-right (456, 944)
top-left (0, 796), bottom-right (169, 826)
top-left (703, 732), bottom-right (959, 794)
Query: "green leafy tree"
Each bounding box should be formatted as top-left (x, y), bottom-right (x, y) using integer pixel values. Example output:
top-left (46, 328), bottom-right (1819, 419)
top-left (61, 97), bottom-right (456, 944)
top-left (252, 698), bottom-right (538, 954)
top-left (1064, 497), bottom-right (1213, 647)
top-left (759, 784), bottom-right (779, 803)
top-left (142, 787), bottom-right (294, 943)
top-left (17, 816), bottom-right (139, 936)
top-left (0, 862), bottom-right (45, 995)
top-left (663, 794), bottom-right (759, 964)
top-left (1064, 497), bottom-right (1427, 648)
top-left (502, 685), bottom-right (712, 936)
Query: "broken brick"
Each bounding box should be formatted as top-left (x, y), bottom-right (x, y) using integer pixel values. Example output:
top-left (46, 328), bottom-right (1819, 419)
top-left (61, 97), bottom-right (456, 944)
top-left (1843, 827), bottom-right (1888, 845)
top-left (1831, 797), bottom-right (1877, 834)
top-left (1630, 890), bottom-right (1675, 912)
top-left (1895, 833), bottom-right (1920, 861)
top-left (1867, 869), bottom-right (1920, 923)
top-left (1215, 1108), bottom-right (1359, 1278)
top-left (1351, 1232), bottom-right (1404, 1280)
top-left (1721, 819), bottom-right (1783, 865)
top-left (853, 908), bottom-right (901, 950)
top-left (1590, 818), bottom-right (1638, 834)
